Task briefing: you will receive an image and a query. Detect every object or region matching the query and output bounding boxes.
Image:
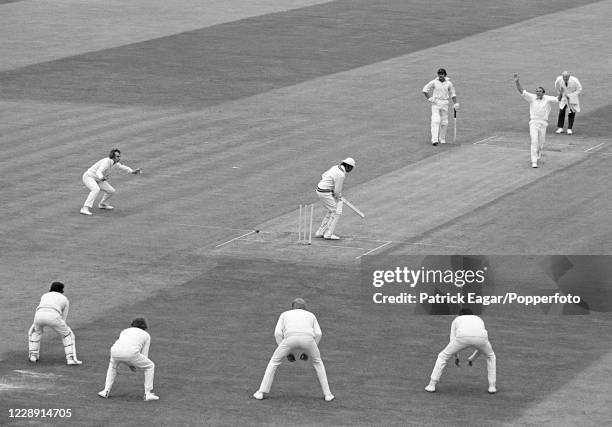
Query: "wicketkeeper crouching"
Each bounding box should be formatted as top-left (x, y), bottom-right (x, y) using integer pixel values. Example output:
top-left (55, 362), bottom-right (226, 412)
top-left (28, 281), bottom-right (82, 365)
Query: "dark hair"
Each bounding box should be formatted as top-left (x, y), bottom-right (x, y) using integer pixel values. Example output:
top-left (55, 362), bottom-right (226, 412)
top-left (437, 68), bottom-right (447, 76)
top-left (49, 282), bottom-right (65, 293)
top-left (109, 148), bottom-right (121, 159)
top-left (536, 86), bottom-right (545, 93)
top-left (131, 318), bottom-right (148, 330)
top-left (459, 308), bottom-right (473, 315)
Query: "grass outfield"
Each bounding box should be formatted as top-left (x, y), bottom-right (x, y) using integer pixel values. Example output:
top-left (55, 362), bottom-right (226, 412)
top-left (1, 0), bottom-right (612, 425)
top-left (2, 259), bottom-right (611, 426)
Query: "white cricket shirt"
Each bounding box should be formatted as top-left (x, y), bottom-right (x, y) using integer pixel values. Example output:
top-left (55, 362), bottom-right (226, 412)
top-left (37, 291), bottom-right (69, 319)
top-left (111, 327), bottom-right (151, 357)
top-left (85, 157), bottom-right (134, 181)
top-left (423, 78), bottom-right (456, 105)
top-left (521, 91), bottom-right (559, 123)
top-left (450, 315), bottom-right (488, 340)
top-left (274, 309), bottom-right (322, 344)
top-left (317, 165), bottom-right (346, 195)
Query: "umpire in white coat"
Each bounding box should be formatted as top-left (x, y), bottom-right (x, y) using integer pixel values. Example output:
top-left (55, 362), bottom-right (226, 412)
top-left (554, 71), bottom-right (582, 135)
top-left (253, 298), bottom-right (334, 401)
top-left (315, 157), bottom-right (355, 240)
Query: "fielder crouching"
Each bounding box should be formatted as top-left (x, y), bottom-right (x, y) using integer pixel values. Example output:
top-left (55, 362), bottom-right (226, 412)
top-left (28, 281), bottom-right (82, 365)
top-left (425, 308), bottom-right (496, 394)
top-left (315, 157), bottom-right (355, 240)
top-left (253, 298), bottom-right (334, 401)
top-left (98, 318), bottom-right (159, 401)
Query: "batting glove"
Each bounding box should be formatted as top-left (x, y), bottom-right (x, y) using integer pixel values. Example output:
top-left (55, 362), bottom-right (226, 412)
top-left (428, 97), bottom-right (435, 103)
top-left (453, 103), bottom-right (460, 110)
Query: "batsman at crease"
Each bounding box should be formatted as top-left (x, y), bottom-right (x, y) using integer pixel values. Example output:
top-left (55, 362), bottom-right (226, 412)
top-left (314, 157), bottom-right (355, 240)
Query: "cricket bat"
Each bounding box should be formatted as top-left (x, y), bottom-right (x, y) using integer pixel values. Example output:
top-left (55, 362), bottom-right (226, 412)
top-left (453, 108), bottom-right (457, 142)
top-left (340, 196), bottom-right (365, 218)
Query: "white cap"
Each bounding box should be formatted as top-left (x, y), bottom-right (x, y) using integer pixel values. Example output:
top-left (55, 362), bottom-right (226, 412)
top-left (342, 157), bottom-right (355, 167)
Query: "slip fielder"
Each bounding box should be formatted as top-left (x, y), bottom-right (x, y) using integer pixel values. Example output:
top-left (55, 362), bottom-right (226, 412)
top-left (253, 298), bottom-right (334, 401)
top-left (98, 318), bottom-right (159, 401)
top-left (425, 308), bottom-right (496, 394)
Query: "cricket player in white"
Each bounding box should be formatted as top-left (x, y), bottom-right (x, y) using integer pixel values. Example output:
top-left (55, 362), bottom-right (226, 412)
top-left (80, 148), bottom-right (141, 216)
top-left (426, 308), bottom-right (496, 394)
top-left (554, 71), bottom-right (582, 135)
top-left (315, 157), bottom-right (355, 240)
top-left (253, 298), bottom-right (334, 401)
top-left (514, 73), bottom-right (563, 168)
top-left (28, 282), bottom-right (82, 365)
top-left (423, 68), bottom-right (459, 145)
top-left (98, 318), bottom-right (159, 401)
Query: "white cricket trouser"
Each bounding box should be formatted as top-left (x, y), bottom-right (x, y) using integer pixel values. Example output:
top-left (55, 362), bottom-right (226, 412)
top-left (430, 102), bottom-right (450, 143)
top-left (430, 336), bottom-right (496, 386)
top-left (528, 120), bottom-right (548, 164)
top-left (104, 349), bottom-right (155, 393)
top-left (82, 173), bottom-right (115, 208)
top-left (316, 191), bottom-right (342, 237)
top-left (29, 309), bottom-right (77, 361)
top-left (258, 334), bottom-right (332, 396)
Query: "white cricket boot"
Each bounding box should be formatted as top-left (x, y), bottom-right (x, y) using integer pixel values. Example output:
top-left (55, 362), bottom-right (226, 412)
top-left (80, 206), bottom-right (92, 215)
top-left (253, 391), bottom-right (264, 400)
top-left (98, 390), bottom-right (109, 399)
top-left (67, 357), bottom-right (83, 365)
top-left (144, 392), bottom-right (159, 401)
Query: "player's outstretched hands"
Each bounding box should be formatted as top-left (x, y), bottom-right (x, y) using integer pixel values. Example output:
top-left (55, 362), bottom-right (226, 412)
top-left (468, 360), bottom-right (473, 367)
top-left (287, 354), bottom-right (296, 362)
top-left (132, 168), bottom-right (142, 174)
top-left (129, 365), bottom-right (137, 372)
